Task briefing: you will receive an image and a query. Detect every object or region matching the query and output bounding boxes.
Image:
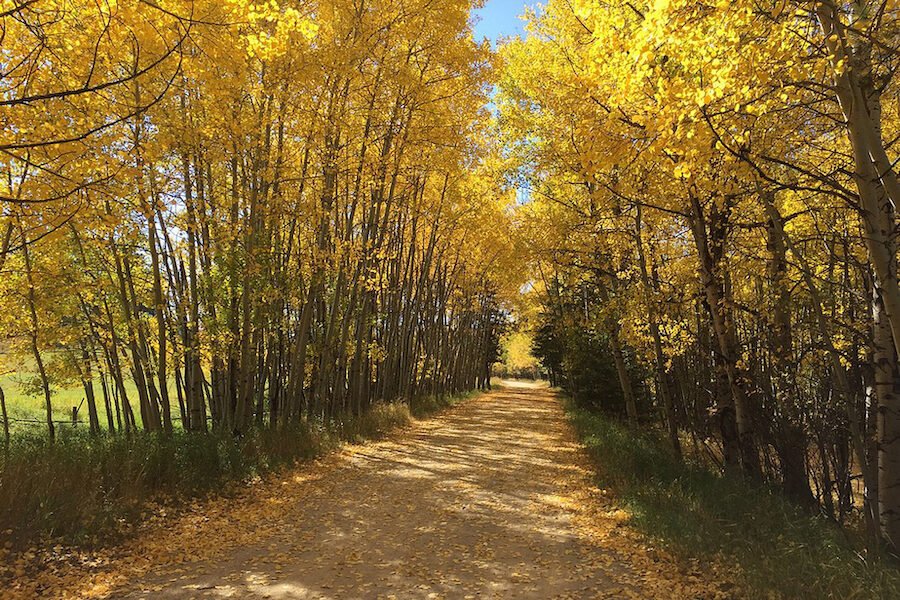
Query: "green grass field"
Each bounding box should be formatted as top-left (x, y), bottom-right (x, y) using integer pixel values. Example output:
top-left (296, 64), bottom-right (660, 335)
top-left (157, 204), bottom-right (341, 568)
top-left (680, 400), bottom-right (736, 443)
top-left (0, 369), bottom-right (179, 435)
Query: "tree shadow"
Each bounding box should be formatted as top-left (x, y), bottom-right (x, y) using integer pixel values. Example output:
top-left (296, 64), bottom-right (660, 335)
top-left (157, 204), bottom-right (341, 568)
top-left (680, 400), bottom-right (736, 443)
top-left (113, 388), bottom-right (638, 599)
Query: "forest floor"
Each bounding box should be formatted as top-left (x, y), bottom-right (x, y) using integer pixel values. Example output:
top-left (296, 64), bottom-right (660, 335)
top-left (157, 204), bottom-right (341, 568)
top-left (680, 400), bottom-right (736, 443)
top-left (6, 383), bottom-right (737, 600)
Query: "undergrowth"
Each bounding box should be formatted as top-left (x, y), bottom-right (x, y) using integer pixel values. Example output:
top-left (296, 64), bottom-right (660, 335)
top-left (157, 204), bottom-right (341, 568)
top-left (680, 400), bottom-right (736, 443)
top-left (409, 388), bottom-right (478, 418)
top-left (566, 402), bottom-right (900, 600)
top-left (0, 391), bottom-right (475, 550)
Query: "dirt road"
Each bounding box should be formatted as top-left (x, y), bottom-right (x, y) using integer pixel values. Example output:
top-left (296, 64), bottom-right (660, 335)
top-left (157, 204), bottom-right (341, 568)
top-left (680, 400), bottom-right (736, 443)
top-left (14, 383), bottom-right (732, 599)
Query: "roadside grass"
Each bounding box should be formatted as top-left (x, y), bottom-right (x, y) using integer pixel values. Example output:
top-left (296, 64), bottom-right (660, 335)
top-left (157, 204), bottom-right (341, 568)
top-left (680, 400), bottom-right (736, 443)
top-left (566, 402), bottom-right (900, 600)
top-left (0, 390), bottom-right (479, 551)
top-left (409, 388), bottom-right (480, 418)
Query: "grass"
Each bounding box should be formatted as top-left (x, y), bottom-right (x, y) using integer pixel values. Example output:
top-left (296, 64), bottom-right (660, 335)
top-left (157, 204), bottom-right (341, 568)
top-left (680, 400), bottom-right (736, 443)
top-left (409, 388), bottom-right (480, 418)
top-left (0, 370), bottom-right (180, 434)
top-left (0, 390), bottom-right (477, 551)
top-left (0, 365), bottom-right (481, 435)
top-left (566, 401), bottom-right (900, 600)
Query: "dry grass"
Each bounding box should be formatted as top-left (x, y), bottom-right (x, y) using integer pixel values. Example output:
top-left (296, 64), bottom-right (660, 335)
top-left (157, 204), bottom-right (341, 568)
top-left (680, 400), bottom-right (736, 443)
top-left (0, 392), bottom-right (473, 551)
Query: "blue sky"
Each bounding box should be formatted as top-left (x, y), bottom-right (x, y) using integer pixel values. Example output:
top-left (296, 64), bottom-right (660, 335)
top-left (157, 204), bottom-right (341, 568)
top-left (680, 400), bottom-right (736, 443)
top-left (471, 0), bottom-right (534, 44)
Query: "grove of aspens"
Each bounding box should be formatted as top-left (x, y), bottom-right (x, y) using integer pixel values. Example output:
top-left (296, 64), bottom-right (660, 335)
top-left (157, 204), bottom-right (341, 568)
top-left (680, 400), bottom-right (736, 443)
top-left (3, 1), bottom-right (900, 598)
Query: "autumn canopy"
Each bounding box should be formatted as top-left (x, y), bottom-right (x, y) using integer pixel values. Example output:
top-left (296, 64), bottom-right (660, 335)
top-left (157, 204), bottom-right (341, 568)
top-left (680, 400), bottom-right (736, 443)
top-left (3, 0), bottom-right (900, 570)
